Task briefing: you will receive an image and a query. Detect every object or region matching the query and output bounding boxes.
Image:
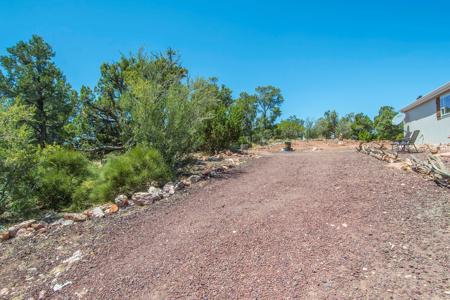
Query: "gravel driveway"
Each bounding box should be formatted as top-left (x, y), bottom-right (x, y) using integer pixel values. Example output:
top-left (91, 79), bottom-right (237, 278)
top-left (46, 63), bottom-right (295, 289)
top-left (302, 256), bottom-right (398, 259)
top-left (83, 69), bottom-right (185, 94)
top-left (1, 150), bottom-right (449, 299)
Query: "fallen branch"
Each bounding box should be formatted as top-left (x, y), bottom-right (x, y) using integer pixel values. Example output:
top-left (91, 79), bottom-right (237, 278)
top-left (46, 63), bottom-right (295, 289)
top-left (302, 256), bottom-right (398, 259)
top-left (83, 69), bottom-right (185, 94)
top-left (406, 155), bottom-right (450, 188)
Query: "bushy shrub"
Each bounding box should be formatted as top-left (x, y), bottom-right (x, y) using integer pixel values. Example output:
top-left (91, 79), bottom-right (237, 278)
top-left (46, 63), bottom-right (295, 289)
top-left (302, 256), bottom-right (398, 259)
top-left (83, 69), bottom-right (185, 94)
top-left (36, 146), bottom-right (92, 209)
top-left (90, 146), bottom-right (171, 202)
top-left (71, 179), bottom-right (97, 211)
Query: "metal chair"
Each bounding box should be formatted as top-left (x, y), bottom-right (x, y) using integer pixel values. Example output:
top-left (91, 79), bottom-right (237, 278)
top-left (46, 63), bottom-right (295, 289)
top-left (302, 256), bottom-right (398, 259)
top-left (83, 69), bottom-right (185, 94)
top-left (396, 130), bottom-right (420, 152)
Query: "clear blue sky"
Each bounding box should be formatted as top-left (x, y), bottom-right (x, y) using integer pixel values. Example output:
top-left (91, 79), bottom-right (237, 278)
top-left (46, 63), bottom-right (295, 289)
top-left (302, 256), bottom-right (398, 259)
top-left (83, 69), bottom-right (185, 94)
top-left (1, 0), bottom-right (450, 119)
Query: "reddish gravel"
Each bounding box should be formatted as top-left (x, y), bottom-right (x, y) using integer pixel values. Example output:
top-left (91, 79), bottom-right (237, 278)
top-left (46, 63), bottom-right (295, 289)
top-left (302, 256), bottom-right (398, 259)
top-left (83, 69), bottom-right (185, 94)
top-left (1, 150), bottom-right (449, 299)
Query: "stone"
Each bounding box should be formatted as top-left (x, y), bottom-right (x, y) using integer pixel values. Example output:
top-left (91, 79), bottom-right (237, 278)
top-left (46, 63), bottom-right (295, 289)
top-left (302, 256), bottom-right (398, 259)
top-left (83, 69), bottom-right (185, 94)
top-left (0, 288), bottom-right (9, 297)
top-left (63, 213), bottom-right (87, 222)
top-left (31, 222), bottom-right (47, 230)
top-left (207, 155), bottom-right (223, 161)
top-left (188, 174), bottom-right (202, 184)
top-left (114, 194), bottom-right (129, 207)
top-left (63, 250), bottom-right (82, 265)
top-left (53, 281), bottom-right (72, 292)
top-left (8, 219), bottom-right (36, 237)
top-left (148, 186), bottom-right (164, 199)
top-left (174, 181), bottom-right (186, 191)
top-left (16, 228), bottom-right (33, 239)
top-left (52, 219), bottom-right (74, 226)
top-left (8, 226), bottom-right (18, 238)
top-left (1, 231), bottom-right (10, 241)
top-left (132, 192), bottom-right (152, 206)
top-left (17, 219), bottom-right (37, 229)
top-left (92, 207), bottom-right (105, 218)
top-left (181, 179), bottom-right (191, 187)
top-left (105, 204), bottom-right (119, 214)
top-left (162, 183), bottom-right (175, 196)
top-left (37, 227), bottom-right (47, 234)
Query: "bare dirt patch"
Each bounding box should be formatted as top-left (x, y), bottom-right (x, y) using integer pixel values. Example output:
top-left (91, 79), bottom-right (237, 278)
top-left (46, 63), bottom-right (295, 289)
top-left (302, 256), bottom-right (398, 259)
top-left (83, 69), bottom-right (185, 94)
top-left (1, 150), bottom-right (449, 299)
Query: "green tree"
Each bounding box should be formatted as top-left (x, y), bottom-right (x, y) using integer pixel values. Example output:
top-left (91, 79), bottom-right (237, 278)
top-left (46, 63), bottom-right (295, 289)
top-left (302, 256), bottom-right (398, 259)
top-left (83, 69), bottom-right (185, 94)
top-left (374, 106), bottom-right (403, 140)
top-left (234, 92), bottom-right (257, 143)
top-left (72, 49), bottom-right (187, 153)
top-left (351, 113), bottom-right (374, 141)
top-left (255, 86), bottom-right (284, 132)
top-left (191, 78), bottom-right (237, 152)
top-left (122, 70), bottom-right (196, 167)
top-left (277, 116), bottom-right (304, 139)
top-left (304, 118), bottom-right (318, 139)
top-left (0, 35), bottom-right (76, 147)
top-left (316, 110), bottom-right (339, 138)
top-left (336, 113), bottom-right (354, 139)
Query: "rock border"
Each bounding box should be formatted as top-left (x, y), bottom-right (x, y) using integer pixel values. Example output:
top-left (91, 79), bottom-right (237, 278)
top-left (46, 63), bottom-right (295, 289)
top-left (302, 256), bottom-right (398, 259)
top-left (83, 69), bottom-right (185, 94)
top-left (0, 153), bottom-right (254, 243)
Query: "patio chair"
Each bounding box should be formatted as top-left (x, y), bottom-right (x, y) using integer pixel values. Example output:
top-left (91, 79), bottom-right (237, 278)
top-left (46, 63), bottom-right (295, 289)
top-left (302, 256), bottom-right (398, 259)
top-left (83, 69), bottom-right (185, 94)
top-left (391, 131), bottom-right (411, 151)
top-left (397, 130), bottom-right (420, 153)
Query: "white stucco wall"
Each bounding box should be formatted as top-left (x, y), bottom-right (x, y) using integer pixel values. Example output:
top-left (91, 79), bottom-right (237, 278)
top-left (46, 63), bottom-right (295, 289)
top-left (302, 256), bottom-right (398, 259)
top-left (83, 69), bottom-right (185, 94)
top-left (404, 99), bottom-right (450, 145)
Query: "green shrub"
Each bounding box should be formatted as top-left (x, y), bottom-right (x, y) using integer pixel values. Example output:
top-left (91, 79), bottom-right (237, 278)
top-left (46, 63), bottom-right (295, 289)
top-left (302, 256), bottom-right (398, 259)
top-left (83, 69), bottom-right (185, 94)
top-left (36, 146), bottom-right (92, 209)
top-left (90, 146), bottom-right (172, 202)
top-left (71, 179), bottom-right (97, 211)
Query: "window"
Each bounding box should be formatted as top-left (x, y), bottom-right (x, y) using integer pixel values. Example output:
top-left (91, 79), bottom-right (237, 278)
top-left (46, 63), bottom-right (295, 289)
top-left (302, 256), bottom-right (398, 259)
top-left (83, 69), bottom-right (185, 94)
top-left (441, 92), bottom-right (450, 116)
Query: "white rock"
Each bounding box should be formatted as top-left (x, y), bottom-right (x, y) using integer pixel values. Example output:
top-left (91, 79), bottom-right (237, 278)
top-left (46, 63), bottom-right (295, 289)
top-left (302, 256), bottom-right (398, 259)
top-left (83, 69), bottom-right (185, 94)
top-left (53, 281), bottom-right (72, 292)
top-left (163, 182), bottom-right (175, 196)
top-left (62, 219), bottom-right (74, 226)
top-left (92, 207), bottom-right (105, 218)
top-left (63, 250), bottom-right (82, 266)
top-left (0, 288), bottom-right (9, 296)
top-left (148, 186), bottom-right (163, 199)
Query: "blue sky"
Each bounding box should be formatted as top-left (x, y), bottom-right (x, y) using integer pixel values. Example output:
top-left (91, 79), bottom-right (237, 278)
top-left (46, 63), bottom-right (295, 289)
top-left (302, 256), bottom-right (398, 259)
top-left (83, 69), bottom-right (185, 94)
top-left (1, 0), bottom-right (450, 119)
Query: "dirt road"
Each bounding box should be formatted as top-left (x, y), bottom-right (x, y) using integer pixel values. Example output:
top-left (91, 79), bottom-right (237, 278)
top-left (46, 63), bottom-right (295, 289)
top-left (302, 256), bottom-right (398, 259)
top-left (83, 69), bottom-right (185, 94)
top-left (2, 150), bottom-right (449, 299)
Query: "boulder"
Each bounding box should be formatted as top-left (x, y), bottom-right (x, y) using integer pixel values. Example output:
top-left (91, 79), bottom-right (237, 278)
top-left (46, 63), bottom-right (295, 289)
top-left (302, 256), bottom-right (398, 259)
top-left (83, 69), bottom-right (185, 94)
top-left (114, 194), bottom-right (129, 207)
top-left (63, 213), bottom-right (87, 222)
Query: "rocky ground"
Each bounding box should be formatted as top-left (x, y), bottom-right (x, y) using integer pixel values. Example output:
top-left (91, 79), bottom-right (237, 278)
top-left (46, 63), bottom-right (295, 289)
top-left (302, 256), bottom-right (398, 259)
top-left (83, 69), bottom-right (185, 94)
top-left (0, 145), bottom-right (449, 299)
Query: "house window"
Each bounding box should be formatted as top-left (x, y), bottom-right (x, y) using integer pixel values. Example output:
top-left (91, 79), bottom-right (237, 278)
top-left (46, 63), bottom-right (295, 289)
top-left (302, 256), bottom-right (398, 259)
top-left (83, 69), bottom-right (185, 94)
top-left (441, 92), bottom-right (450, 116)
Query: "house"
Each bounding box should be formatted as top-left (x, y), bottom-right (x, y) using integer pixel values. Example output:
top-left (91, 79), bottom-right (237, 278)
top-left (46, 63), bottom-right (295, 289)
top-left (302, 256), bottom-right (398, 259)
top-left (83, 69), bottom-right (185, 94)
top-left (401, 82), bottom-right (450, 145)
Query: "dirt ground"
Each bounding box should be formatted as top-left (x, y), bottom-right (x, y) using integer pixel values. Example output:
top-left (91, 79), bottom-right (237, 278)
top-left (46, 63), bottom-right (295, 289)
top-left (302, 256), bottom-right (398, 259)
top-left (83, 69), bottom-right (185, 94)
top-left (1, 146), bottom-right (449, 299)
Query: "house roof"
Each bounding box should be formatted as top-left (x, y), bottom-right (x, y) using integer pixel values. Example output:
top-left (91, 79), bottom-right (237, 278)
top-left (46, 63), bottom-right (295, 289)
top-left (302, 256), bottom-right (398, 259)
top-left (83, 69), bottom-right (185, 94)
top-left (401, 82), bottom-right (450, 112)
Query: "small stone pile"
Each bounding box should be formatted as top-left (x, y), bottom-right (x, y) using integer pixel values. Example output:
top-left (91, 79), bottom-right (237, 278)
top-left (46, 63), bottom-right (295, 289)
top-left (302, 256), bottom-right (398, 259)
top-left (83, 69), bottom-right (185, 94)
top-left (1, 219), bottom-right (48, 241)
